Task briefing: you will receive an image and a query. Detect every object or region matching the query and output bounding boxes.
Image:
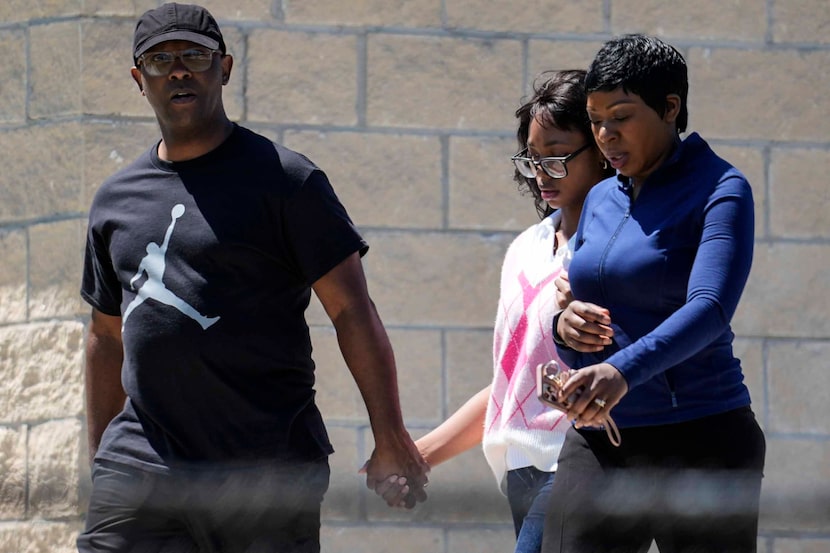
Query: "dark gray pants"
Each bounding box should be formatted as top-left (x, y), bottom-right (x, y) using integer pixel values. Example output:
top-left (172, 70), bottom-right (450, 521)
top-left (542, 407), bottom-right (765, 553)
top-left (77, 457), bottom-right (330, 553)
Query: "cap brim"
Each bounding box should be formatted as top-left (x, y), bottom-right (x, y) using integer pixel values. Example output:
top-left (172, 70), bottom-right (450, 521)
top-left (134, 30), bottom-right (220, 59)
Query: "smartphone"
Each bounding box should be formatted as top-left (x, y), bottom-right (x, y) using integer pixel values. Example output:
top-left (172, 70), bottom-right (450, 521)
top-left (536, 360), bottom-right (580, 412)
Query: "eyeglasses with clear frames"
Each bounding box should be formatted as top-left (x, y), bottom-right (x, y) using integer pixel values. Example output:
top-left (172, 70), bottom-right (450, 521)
top-left (511, 143), bottom-right (591, 179)
top-left (137, 48), bottom-right (221, 77)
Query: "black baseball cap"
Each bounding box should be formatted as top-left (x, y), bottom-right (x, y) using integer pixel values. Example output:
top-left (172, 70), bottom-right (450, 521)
top-left (133, 3), bottom-right (226, 62)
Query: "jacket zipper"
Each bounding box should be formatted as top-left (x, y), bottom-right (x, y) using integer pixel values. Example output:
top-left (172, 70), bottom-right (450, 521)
top-left (598, 203), bottom-right (630, 302)
top-left (598, 188), bottom-right (679, 409)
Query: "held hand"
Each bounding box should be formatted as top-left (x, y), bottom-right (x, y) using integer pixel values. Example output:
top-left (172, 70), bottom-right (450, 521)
top-left (557, 301), bottom-right (614, 352)
top-left (358, 465), bottom-right (412, 508)
top-left (560, 363), bottom-right (628, 428)
top-left (360, 434), bottom-right (430, 509)
top-left (554, 273), bottom-right (573, 311)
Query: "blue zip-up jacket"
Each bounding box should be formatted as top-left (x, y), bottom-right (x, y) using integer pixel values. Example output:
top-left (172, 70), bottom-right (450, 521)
top-left (558, 132), bottom-right (754, 428)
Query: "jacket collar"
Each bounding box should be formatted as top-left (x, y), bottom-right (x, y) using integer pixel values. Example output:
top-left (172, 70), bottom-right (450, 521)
top-left (616, 132), bottom-right (703, 193)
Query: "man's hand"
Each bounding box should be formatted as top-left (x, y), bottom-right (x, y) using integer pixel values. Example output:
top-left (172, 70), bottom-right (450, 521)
top-left (360, 434), bottom-right (429, 508)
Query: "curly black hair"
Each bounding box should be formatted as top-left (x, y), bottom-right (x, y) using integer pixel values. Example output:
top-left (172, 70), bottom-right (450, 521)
top-left (514, 69), bottom-right (614, 219)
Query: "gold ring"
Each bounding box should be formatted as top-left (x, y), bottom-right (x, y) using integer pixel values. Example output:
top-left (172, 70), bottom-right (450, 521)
top-left (593, 398), bottom-right (607, 408)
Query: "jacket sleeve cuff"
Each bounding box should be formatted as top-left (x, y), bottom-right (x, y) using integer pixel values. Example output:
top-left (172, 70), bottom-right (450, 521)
top-left (552, 312), bottom-right (570, 349)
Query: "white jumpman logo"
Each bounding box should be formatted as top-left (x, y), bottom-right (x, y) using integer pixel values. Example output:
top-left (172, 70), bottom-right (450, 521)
top-left (122, 204), bottom-right (220, 331)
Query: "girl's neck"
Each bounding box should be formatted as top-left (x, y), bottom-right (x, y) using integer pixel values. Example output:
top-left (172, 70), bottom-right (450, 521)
top-left (556, 204), bottom-right (581, 241)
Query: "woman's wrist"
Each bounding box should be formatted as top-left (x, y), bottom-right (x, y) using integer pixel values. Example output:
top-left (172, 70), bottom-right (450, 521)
top-left (552, 312), bottom-right (570, 349)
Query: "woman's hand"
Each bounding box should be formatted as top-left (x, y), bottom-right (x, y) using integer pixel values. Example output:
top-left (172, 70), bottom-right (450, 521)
top-left (554, 272), bottom-right (573, 311)
top-left (559, 363), bottom-right (628, 428)
top-left (556, 301), bottom-right (614, 352)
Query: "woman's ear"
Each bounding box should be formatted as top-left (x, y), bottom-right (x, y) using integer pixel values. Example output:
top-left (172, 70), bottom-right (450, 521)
top-left (664, 94), bottom-right (681, 124)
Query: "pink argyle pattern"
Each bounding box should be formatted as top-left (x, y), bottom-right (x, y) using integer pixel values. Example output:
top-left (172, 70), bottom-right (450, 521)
top-left (487, 269), bottom-right (564, 433)
top-left (482, 214), bottom-right (571, 487)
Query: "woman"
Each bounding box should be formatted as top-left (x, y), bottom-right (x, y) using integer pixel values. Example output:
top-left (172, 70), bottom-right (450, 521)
top-left (542, 35), bottom-right (765, 553)
top-left (410, 69), bottom-right (613, 553)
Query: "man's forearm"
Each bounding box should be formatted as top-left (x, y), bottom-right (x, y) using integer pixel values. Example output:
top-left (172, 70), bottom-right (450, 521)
top-left (331, 300), bottom-right (405, 435)
top-left (311, 252), bottom-right (429, 507)
top-left (84, 311), bottom-right (126, 465)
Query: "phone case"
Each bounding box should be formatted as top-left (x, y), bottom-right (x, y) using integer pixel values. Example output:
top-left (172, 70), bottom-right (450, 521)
top-left (536, 360), bottom-right (578, 412)
top-left (536, 360), bottom-right (622, 447)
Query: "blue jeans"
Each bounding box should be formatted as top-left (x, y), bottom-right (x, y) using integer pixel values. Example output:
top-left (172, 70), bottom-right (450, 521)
top-left (506, 467), bottom-right (555, 553)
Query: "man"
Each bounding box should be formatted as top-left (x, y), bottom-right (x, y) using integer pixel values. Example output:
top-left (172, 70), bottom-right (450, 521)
top-left (77, 3), bottom-right (428, 552)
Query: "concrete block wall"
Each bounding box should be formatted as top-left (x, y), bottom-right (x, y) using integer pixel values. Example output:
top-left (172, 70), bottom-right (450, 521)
top-left (0, 1), bottom-right (827, 551)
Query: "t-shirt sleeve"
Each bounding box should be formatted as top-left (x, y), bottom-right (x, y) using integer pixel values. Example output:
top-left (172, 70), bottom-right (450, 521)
top-left (80, 224), bottom-right (123, 316)
top-left (281, 170), bottom-right (369, 285)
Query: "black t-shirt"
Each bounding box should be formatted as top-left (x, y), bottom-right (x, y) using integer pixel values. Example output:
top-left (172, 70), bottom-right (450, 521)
top-left (82, 124), bottom-right (368, 471)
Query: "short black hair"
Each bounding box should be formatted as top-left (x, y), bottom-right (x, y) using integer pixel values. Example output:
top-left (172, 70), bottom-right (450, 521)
top-left (585, 34), bottom-right (688, 133)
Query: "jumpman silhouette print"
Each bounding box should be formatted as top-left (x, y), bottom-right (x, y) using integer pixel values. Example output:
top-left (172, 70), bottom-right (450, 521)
top-left (122, 204), bottom-right (220, 331)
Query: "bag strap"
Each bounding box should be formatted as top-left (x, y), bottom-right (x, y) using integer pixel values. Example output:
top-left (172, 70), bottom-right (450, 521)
top-left (600, 415), bottom-right (621, 447)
